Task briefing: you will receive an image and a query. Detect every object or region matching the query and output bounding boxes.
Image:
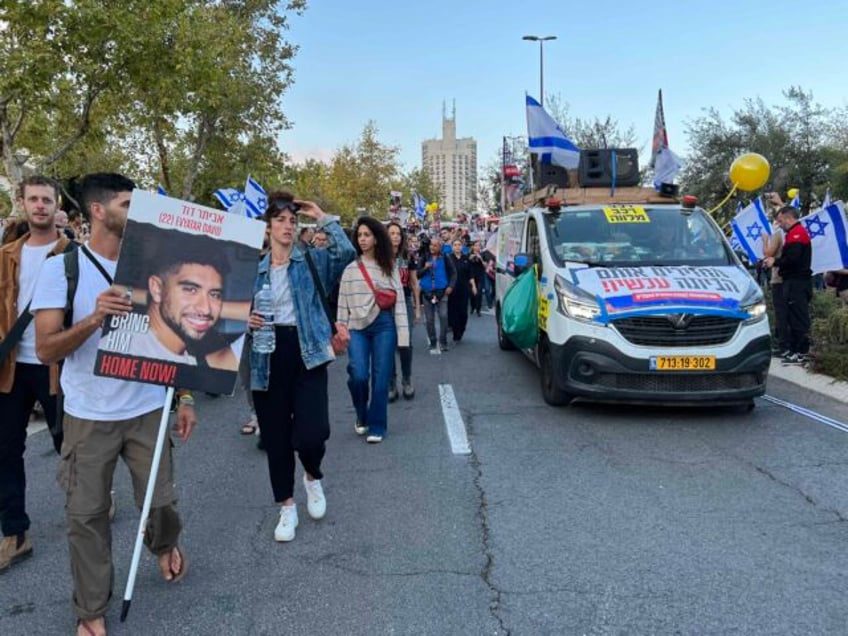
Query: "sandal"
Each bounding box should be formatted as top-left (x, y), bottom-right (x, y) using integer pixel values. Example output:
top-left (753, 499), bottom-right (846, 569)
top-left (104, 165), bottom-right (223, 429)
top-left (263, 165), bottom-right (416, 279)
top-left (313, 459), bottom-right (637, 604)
top-left (76, 617), bottom-right (105, 636)
top-left (159, 546), bottom-right (189, 583)
top-left (240, 415), bottom-right (258, 436)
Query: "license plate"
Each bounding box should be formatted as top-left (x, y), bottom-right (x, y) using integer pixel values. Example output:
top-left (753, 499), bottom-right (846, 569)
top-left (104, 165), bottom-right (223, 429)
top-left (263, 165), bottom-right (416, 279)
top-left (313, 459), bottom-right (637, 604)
top-left (649, 355), bottom-right (716, 371)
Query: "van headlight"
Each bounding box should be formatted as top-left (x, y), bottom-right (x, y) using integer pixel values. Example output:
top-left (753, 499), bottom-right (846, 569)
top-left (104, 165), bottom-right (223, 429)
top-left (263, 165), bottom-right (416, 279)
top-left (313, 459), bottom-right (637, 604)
top-left (740, 281), bottom-right (767, 323)
top-left (555, 274), bottom-right (601, 322)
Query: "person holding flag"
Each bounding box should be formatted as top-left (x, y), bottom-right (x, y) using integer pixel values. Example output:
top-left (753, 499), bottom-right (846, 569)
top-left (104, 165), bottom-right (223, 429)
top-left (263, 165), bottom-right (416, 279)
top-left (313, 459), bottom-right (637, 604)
top-left (763, 204), bottom-right (813, 363)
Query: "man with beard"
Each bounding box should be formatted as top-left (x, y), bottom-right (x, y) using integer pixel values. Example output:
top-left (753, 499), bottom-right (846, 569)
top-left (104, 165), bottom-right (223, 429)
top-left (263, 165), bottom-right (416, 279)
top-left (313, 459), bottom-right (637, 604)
top-left (0, 176), bottom-right (73, 573)
top-left (32, 173), bottom-right (197, 636)
top-left (100, 237), bottom-right (242, 372)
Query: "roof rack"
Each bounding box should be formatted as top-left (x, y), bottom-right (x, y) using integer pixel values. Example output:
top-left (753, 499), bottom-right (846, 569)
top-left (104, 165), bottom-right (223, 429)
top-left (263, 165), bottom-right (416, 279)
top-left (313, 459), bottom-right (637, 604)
top-left (510, 178), bottom-right (679, 212)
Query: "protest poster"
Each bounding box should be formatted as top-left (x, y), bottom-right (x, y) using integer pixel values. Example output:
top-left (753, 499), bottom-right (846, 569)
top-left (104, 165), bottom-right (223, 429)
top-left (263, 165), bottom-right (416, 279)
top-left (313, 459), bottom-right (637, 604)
top-left (94, 190), bottom-right (266, 394)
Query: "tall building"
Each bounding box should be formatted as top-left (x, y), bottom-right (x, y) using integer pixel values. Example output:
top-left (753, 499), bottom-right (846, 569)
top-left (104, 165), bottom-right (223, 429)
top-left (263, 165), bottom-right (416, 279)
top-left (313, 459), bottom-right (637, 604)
top-left (421, 102), bottom-right (477, 216)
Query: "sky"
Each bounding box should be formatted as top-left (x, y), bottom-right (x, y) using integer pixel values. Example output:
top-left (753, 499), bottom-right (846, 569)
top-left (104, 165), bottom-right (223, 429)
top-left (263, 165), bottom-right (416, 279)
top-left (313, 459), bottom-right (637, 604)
top-left (278, 0), bottom-right (848, 177)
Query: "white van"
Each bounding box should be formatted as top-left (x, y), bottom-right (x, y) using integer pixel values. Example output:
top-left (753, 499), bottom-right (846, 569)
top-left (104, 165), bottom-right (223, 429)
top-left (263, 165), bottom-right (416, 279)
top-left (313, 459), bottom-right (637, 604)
top-left (495, 190), bottom-right (771, 407)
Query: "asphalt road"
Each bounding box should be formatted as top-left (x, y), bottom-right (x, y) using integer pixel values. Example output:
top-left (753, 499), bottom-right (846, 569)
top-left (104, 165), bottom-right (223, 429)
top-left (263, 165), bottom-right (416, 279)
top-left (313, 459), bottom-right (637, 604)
top-left (3, 312), bottom-right (848, 635)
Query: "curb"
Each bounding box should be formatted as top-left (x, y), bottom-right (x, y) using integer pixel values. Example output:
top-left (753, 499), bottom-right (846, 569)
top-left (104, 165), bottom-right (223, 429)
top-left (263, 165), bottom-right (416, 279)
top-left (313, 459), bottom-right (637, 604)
top-left (767, 358), bottom-right (848, 405)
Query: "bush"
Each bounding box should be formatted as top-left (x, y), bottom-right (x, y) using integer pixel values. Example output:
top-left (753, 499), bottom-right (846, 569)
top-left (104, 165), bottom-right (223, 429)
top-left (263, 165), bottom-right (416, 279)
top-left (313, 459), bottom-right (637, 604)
top-left (809, 290), bottom-right (848, 380)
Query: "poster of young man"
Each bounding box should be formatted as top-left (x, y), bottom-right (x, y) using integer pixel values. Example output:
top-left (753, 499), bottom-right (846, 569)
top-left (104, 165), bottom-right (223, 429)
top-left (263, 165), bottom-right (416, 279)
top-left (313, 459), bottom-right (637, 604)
top-left (94, 190), bottom-right (265, 394)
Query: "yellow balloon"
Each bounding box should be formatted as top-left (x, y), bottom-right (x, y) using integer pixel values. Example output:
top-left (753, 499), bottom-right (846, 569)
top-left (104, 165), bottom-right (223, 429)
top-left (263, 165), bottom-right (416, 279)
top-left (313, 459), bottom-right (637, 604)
top-left (729, 153), bottom-right (770, 192)
top-left (787, 188), bottom-right (799, 199)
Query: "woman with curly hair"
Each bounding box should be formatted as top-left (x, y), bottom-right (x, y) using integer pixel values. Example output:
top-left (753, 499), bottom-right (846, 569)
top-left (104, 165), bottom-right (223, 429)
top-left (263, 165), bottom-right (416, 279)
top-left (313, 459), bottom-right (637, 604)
top-left (337, 217), bottom-right (409, 443)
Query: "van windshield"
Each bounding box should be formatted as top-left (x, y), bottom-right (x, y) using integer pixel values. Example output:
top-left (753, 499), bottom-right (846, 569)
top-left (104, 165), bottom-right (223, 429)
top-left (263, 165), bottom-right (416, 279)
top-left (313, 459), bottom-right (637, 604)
top-left (544, 206), bottom-right (733, 267)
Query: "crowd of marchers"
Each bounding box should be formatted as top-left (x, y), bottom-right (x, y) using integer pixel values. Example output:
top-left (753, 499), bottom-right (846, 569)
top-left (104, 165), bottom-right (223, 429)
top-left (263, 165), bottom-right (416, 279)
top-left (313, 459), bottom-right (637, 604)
top-left (0, 174), bottom-right (493, 636)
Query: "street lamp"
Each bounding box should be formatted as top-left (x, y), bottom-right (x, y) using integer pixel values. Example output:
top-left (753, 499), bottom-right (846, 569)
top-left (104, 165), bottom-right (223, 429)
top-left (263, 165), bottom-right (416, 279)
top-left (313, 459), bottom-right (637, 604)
top-left (522, 35), bottom-right (556, 107)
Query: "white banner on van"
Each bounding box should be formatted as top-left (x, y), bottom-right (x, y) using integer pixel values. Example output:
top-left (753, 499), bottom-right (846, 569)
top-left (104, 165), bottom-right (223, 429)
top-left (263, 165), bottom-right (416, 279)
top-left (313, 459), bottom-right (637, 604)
top-left (572, 265), bottom-right (753, 317)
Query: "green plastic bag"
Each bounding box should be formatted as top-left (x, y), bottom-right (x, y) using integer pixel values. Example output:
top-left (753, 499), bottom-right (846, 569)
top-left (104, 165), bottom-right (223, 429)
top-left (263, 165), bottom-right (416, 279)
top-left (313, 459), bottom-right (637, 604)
top-left (501, 268), bottom-right (538, 349)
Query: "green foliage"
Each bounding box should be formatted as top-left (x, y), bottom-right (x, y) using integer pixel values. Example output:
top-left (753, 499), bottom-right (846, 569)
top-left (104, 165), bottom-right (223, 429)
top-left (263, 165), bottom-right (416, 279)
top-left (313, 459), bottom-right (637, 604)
top-left (681, 88), bottom-right (846, 227)
top-left (275, 121), bottom-right (435, 225)
top-left (545, 94), bottom-right (638, 149)
top-left (808, 291), bottom-right (848, 381)
top-left (0, 1), bottom-right (306, 199)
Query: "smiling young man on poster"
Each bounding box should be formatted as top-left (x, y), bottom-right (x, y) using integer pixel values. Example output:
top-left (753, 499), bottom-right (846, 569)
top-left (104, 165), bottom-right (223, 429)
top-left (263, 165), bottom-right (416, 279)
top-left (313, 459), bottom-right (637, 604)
top-left (99, 234), bottom-right (243, 372)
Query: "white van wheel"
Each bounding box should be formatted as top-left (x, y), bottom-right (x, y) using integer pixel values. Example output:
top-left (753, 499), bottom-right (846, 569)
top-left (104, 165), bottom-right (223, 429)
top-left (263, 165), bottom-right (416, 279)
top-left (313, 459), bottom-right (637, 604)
top-left (496, 304), bottom-right (516, 351)
top-left (540, 343), bottom-right (571, 406)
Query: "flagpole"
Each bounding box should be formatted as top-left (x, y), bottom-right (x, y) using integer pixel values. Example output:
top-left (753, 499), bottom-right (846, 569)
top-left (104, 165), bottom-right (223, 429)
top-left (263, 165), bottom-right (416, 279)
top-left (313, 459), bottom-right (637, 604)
top-left (120, 387), bottom-right (175, 622)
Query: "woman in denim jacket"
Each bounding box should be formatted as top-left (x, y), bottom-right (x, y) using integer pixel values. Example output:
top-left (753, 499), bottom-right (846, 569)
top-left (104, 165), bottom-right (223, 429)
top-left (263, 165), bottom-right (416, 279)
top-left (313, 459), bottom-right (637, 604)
top-left (248, 192), bottom-right (354, 543)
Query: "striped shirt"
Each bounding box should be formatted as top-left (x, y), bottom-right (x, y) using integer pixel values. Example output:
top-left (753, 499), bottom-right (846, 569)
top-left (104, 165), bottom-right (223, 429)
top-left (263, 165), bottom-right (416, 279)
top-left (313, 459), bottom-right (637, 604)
top-left (337, 258), bottom-right (409, 347)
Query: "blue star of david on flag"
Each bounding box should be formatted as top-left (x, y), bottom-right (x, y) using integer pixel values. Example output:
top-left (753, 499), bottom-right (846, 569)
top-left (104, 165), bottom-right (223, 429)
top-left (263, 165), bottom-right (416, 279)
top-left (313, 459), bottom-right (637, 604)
top-left (803, 216), bottom-right (829, 238)
top-left (744, 222), bottom-right (762, 241)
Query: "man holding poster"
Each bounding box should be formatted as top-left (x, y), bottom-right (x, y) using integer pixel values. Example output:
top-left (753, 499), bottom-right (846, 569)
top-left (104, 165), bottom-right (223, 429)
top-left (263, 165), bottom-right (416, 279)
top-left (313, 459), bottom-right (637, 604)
top-left (31, 173), bottom-right (197, 636)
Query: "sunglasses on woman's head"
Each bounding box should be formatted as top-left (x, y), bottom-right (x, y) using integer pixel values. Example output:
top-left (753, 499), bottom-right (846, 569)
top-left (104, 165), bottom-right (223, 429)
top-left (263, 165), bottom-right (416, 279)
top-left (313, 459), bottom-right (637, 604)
top-left (268, 198), bottom-right (301, 214)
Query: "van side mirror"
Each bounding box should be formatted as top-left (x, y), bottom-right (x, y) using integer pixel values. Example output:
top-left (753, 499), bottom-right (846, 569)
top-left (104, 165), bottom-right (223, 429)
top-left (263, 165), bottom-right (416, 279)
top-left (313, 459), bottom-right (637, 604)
top-left (513, 253), bottom-right (533, 276)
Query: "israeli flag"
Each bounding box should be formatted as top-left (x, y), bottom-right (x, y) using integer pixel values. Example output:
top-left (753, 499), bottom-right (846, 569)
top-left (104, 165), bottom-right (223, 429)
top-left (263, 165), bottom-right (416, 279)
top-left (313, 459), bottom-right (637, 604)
top-left (730, 197), bottom-right (772, 262)
top-left (790, 192), bottom-right (800, 209)
top-left (244, 176), bottom-right (267, 219)
top-left (413, 192), bottom-right (427, 219)
top-left (156, 183), bottom-right (167, 196)
top-left (801, 201), bottom-right (848, 274)
top-left (526, 95), bottom-right (580, 169)
top-left (213, 187), bottom-right (244, 210)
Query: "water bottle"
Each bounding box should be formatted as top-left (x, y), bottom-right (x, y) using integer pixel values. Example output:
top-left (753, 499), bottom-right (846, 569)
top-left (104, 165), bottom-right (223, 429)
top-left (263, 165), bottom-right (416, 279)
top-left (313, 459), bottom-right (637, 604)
top-left (252, 283), bottom-right (276, 353)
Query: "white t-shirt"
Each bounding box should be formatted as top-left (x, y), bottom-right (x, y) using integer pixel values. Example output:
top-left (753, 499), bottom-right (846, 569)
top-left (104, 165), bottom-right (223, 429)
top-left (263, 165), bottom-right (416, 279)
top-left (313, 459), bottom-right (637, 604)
top-left (30, 244), bottom-right (165, 421)
top-left (16, 240), bottom-right (58, 364)
top-left (270, 264), bottom-right (296, 325)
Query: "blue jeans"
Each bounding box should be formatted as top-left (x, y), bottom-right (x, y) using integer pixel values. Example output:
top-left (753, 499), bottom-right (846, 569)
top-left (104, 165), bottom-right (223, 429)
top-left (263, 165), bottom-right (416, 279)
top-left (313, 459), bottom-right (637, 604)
top-left (347, 310), bottom-right (398, 436)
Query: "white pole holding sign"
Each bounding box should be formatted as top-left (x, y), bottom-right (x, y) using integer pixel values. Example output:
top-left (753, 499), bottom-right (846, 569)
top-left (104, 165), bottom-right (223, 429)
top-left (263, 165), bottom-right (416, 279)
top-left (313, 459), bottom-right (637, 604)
top-left (120, 387), bottom-right (174, 622)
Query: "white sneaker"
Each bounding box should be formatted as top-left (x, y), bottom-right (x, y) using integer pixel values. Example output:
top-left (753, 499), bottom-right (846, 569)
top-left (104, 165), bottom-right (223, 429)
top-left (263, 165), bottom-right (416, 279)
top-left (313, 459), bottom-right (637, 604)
top-left (366, 434), bottom-right (383, 444)
top-left (354, 420), bottom-right (367, 436)
top-left (274, 504), bottom-right (298, 542)
top-left (303, 475), bottom-right (326, 520)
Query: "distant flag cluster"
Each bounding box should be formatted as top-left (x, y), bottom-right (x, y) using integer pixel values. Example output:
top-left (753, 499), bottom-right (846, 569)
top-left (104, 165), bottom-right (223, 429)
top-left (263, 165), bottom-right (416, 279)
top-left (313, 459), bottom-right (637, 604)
top-left (525, 95), bottom-right (580, 169)
top-left (731, 197), bottom-right (772, 262)
top-left (212, 176), bottom-right (267, 219)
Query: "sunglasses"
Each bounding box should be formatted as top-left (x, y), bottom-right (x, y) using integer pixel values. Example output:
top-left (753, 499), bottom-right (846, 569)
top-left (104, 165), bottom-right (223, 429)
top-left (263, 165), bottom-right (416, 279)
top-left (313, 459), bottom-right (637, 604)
top-left (268, 198), bottom-right (301, 214)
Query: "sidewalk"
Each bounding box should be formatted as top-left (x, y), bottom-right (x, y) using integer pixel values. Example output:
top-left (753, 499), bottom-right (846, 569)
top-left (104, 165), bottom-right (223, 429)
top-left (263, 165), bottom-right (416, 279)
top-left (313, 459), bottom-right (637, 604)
top-left (768, 358), bottom-right (848, 404)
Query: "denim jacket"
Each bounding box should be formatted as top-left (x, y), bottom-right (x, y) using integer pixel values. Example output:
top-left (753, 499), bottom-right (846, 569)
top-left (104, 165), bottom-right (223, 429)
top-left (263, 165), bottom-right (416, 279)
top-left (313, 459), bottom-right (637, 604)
top-left (250, 218), bottom-right (355, 390)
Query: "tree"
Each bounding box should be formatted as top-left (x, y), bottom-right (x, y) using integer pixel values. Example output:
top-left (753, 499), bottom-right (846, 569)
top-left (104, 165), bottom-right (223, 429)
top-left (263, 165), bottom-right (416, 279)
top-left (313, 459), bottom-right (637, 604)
top-left (545, 94), bottom-right (639, 150)
top-left (0, 1), bottom-right (306, 207)
top-left (0, 0), bottom-right (135, 186)
top-left (681, 87), bottom-right (840, 224)
top-left (323, 121), bottom-right (400, 223)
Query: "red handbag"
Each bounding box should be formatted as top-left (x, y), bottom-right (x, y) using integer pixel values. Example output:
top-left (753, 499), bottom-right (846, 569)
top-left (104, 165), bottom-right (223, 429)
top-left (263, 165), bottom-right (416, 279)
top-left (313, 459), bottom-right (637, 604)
top-left (357, 260), bottom-right (397, 310)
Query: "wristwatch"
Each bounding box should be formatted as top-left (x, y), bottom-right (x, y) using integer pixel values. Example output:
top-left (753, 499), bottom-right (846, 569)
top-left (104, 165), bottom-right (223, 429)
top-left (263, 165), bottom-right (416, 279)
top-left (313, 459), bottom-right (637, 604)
top-left (177, 393), bottom-right (195, 407)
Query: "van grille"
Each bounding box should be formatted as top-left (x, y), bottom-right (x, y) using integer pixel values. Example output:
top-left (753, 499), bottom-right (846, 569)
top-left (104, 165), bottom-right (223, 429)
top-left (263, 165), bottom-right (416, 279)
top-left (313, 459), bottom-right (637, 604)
top-left (612, 315), bottom-right (741, 347)
top-left (595, 372), bottom-right (760, 393)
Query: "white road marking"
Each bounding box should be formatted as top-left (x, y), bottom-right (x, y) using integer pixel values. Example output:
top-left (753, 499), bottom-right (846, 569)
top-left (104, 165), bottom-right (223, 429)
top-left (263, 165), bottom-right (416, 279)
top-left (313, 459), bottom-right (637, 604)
top-left (439, 384), bottom-right (471, 455)
top-left (761, 394), bottom-right (848, 433)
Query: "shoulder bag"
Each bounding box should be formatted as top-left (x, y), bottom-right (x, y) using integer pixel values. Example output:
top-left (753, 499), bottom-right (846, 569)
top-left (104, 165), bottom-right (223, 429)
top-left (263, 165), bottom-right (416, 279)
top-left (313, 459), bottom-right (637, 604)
top-left (304, 251), bottom-right (350, 355)
top-left (357, 260), bottom-right (397, 310)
